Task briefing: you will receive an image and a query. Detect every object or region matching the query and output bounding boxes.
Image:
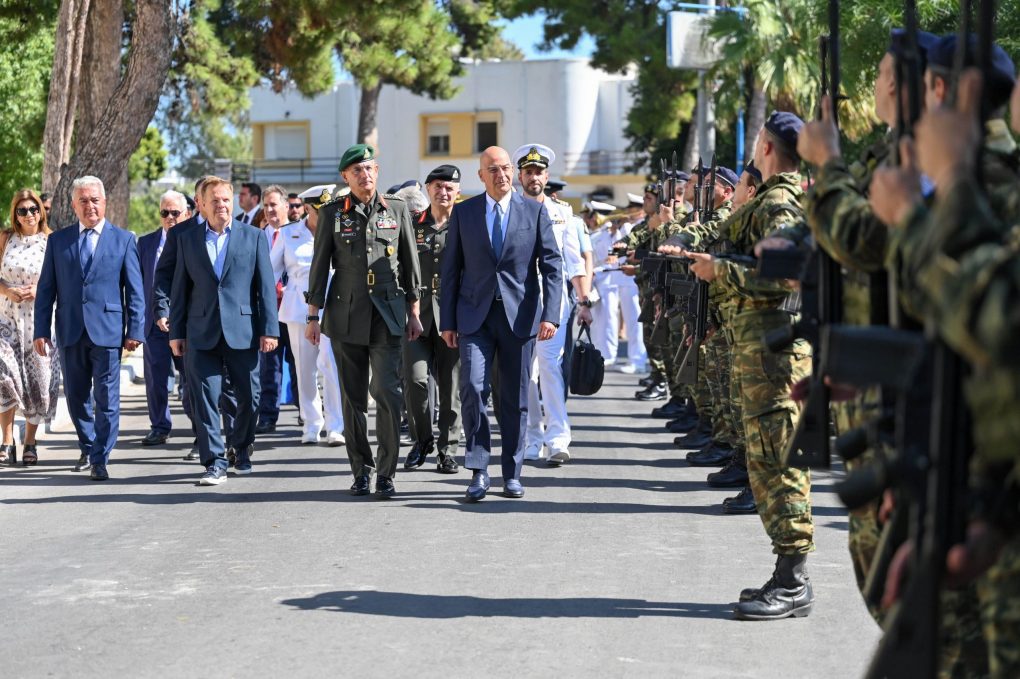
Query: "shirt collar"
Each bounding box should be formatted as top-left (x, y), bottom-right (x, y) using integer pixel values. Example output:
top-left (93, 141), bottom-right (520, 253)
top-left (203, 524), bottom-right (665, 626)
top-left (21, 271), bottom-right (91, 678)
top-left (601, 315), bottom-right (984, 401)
top-left (245, 206), bottom-right (260, 220)
top-left (79, 219), bottom-right (106, 235)
top-left (485, 191), bottom-right (511, 215)
top-left (206, 223), bottom-right (231, 237)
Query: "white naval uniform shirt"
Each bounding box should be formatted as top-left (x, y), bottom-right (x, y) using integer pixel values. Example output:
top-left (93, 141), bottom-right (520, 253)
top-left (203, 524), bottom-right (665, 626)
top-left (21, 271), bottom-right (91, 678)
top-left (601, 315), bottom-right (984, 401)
top-left (269, 219), bottom-right (325, 325)
top-left (541, 198), bottom-right (585, 305)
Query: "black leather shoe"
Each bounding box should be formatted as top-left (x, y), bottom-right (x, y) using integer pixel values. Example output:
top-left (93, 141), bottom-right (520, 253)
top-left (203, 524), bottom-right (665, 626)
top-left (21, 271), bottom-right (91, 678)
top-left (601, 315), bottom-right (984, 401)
top-left (255, 421), bottom-right (276, 434)
top-left (650, 399), bottom-right (685, 419)
top-left (436, 450), bottom-right (459, 474)
top-left (635, 383), bottom-right (667, 401)
top-left (226, 447), bottom-right (236, 467)
top-left (350, 473), bottom-right (372, 496)
top-left (686, 442), bottom-right (734, 467)
top-left (503, 478), bottom-right (524, 498)
top-left (734, 555), bottom-right (814, 620)
top-left (404, 439), bottom-right (434, 469)
top-left (666, 415), bottom-right (699, 433)
top-left (465, 470), bottom-right (490, 502)
top-left (141, 430), bottom-right (169, 446)
top-left (707, 458), bottom-right (749, 488)
top-left (183, 448), bottom-right (200, 461)
top-left (375, 476), bottom-right (395, 497)
top-left (723, 485), bottom-right (757, 515)
top-left (90, 464), bottom-right (109, 481)
top-left (74, 453), bottom-right (91, 472)
top-left (638, 375), bottom-right (656, 387)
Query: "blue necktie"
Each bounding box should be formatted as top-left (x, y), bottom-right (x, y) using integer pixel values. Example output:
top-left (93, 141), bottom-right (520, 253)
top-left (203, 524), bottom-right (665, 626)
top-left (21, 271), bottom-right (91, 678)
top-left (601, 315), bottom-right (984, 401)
top-left (80, 229), bottom-right (96, 275)
top-left (491, 202), bottom-right (503, 260)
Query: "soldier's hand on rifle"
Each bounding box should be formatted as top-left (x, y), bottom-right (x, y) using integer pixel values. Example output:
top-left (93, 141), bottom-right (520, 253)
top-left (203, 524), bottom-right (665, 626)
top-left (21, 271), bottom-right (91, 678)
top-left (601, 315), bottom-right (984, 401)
top-left (753, 236), bottom-right (795, 259)
top-left (797, 95), bottom-right (842, 167)
top-left (658, 244), bottom-right (682, 256)
top-left (621, 264), bottom-right (638, 276)
top-left (915, 68), bottom-right (982, 190)
top-left (946, 520), bottom-right (1008, 586)
top-left (882, 540), bottom-right (915, 610)
top-left (869, 138), bottom-right (921, 227)
top-left (682, 250), bottom-right (716, 282)
top-left (657, 201), bottom-right (674, 225)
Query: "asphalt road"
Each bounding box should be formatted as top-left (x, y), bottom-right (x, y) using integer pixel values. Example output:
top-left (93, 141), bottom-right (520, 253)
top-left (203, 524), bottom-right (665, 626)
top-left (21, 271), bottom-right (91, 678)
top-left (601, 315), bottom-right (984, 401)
top-left (2, 370), bottom-right (880, 678)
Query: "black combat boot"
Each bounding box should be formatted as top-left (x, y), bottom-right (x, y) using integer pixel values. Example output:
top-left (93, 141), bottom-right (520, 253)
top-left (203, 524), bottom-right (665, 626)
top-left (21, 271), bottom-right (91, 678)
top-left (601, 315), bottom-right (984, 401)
top-left (685, 441), bottom-right (733, 466)
top-left (635, 382), bottom-right (667, 401)
top-left (673, 417), bottom-right (712, 449)
top-left (706, 454), bottom-right (749, 487)
top-left (722, 485), bottom-right (757, 514)
top-left (651, 397), bottom-right (686, 419)
top-left (734, 554), bottom-right (814, 620)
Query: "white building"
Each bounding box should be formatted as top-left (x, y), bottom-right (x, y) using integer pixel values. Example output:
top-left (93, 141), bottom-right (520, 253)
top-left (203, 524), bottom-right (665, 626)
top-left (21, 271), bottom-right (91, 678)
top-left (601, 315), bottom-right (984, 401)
top-left (246, 58), bottom-right (646, 206)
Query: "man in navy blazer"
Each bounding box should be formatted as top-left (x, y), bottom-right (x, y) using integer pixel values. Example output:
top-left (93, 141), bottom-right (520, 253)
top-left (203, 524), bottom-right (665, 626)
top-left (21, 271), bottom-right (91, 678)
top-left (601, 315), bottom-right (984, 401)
top-left (138, 190), bottom-right (197, 451)
top-left (439, 146), bottom-right (563, 501)
top-left (169, 177), bottom-right (279, 486)
top-left (34, 176), bottom-right (145, 481)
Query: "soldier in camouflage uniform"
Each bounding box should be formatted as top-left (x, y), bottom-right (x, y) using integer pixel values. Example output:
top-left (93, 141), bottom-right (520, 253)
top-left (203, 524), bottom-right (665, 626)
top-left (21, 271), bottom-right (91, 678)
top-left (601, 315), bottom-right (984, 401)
top-left (685, 112), bottom-right (814, 620)
top-left (870, 62), bottom-right (1020, 679)
top-left (306, 144), bottom-right (422, 498)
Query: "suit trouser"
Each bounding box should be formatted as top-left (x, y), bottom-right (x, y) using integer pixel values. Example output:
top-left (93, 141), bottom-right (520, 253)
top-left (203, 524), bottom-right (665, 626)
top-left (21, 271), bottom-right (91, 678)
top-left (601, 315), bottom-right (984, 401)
top-left (332, 310), bottom-right (402, 478)
top-left (591, 277), bottom-right (619, 361)
top-left (286, 323), bottom-right (343, 436)
top-left (460, 299), bottom-right (535, 481)
top-left (617, 276), bottom-right (646, 367)
top-left (145, 329), bottom-right (197, 436)
top-left (403, 329), bottom-right (460, 451)
top-left (61, 334), bottom-right (121, 465)
top-left (258, 326), bottom-right (296, 423)
top-left (526, 300), bottom-right (571, 452)
top-left (170, 353), bottom-right (197, 437)
top-left (186, 339), bottom-right (260, 470)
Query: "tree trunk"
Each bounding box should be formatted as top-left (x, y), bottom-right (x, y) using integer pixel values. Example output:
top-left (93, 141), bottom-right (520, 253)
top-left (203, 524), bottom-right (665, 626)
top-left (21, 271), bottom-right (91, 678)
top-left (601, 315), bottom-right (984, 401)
top-left (745, 73), bottom-right (768, 162)
top-left (680, 121), bottom-right (699, 173)
top-left (49, 0), bottom-right (174, 229)
top-left (357, 82), bottom-right (382, 148)
top-left (42, 0), bottom-right (91, 193)
top-left (79, 0), bottom-right (129, 226)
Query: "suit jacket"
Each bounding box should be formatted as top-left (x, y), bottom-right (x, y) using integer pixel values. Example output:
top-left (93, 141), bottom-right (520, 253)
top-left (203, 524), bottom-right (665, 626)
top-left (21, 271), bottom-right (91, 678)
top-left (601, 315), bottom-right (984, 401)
top-left (153, 215), bottom-right (202, 320)
top-left (439, 192), bottom-right (562, 338)
top-left (35, 221), bottom-right (145, 348)
top-left (138, 228), bottom-right (166, 337)
top-left (235, 208), bottom-right (264, 228)
top-left (169, 219), bottom-right (279, 351)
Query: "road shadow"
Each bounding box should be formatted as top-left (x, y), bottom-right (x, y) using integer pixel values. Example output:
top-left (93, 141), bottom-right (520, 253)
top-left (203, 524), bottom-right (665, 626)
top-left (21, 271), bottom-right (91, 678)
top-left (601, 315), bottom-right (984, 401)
top-left (280, 590), bottom-right (736, 620)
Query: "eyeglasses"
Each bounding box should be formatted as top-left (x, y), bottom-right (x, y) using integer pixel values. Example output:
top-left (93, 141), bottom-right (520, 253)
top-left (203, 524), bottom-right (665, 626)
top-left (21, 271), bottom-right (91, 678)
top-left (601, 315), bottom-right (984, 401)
top-left (160, 209), bottom-right (182, 218)
top-left (16, 206), bottom-right (40, 217)
top-left (288, 203), bottom-right (303, 210)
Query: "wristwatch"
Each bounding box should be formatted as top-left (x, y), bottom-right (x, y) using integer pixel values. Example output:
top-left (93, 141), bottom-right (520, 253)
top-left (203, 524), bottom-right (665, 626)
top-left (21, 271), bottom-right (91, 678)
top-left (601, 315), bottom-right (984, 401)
top-left (306, 315), bottom-right (319, 323)
top-left (578, 298), bottom-right (593, 308)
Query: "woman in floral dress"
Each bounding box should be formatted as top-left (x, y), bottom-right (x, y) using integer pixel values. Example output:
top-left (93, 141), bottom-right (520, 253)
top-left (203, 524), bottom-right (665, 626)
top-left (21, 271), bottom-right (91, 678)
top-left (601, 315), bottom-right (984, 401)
top-left (0, 189), bottom-right (58, 465)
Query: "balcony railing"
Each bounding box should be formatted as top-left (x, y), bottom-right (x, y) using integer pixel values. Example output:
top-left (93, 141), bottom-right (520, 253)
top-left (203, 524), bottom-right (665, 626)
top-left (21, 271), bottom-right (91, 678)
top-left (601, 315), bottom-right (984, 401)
top-left (199, 151), bottom-right (648, 185)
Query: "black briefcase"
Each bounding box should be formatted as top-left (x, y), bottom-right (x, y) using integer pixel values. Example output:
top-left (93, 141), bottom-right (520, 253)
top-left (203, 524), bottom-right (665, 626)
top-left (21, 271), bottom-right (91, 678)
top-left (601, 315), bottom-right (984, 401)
top-left (569, 323), bottom-right (605, 396)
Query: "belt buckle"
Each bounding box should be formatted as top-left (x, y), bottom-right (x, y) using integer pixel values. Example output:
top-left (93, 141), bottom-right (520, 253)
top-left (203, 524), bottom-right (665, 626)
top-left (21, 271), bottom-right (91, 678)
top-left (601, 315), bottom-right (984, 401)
top-left (431, 274), bottom-right (440, 292)
top-left (367, 271), bottom-right (375, 286)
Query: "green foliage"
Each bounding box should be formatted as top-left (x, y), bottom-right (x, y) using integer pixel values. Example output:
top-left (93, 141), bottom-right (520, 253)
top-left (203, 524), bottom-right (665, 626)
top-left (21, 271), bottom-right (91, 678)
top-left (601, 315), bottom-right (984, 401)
top-left (129, 127), bottom-right (169, 185)
top-left (0, 15), bottom-right (55, 205)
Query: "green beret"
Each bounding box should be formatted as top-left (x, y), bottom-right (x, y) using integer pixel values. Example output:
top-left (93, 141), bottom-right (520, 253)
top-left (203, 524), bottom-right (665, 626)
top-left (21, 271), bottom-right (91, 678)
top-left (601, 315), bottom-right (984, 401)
top-left (339, 144), bottom-right (376, 172)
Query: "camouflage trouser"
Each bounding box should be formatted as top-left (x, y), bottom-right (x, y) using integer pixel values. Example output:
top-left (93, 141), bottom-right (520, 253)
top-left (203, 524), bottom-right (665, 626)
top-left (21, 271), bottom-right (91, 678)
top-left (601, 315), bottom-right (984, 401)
top-left (732, 338), bottom-right (813, 554)
top-left (832, 396), bottom-right (884, 623)
top-left (940, 584), bottom-right (991, 679)
top-left (977, 532), bottom-right (1020, 678)
top-left (704, 326), bottom-right (742, 449)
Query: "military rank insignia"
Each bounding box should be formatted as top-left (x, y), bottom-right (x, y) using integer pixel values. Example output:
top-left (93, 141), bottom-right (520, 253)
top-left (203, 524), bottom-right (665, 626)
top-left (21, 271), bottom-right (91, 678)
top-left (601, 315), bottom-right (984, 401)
top-left (386, 245), bottom-right (395, 256)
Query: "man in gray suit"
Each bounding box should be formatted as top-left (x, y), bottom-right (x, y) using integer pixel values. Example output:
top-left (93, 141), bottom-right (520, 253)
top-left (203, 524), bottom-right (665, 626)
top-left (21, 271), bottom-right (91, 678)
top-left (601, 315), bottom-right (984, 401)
top-left (169, 177), bottom-right (279, 486)
top-left (305, 144), bottom-right (422, 498)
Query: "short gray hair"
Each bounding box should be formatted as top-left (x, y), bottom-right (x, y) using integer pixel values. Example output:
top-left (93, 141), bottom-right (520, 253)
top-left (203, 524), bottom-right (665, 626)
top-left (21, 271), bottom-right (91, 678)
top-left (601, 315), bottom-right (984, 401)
top-left (159, 190), bottom-right (187, 208)
top-left (395, 186), bottom-right (428, 214)
top-left (262, 184), bottom-right (287, 203)
top-left (72, 175), bottom-right (105, 198)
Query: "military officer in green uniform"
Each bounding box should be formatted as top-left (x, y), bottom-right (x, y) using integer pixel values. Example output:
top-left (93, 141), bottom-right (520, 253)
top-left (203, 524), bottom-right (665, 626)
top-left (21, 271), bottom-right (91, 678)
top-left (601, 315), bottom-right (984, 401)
top-left (305, 144), bottom-right (422, 497)
top-left (402, 164), bottom-right (462, 475)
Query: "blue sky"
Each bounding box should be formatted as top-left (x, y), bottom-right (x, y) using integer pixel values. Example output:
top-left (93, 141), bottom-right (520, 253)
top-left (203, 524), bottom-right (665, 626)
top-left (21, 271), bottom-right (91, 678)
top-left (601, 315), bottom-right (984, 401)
top-left (501, 13), bottom-right (596, 59)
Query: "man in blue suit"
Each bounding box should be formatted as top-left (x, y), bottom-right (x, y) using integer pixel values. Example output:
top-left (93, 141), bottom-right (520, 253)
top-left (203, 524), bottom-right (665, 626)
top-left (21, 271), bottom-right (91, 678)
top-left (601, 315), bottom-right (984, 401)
top-left (439, 146), bottom-right (563, 501)
top-left (138, 190), bottom-right (196, 450)
top-left (34, 176), bottom-right (145, 481)
top-left (153, 177), bottom-right (237, 462)
top-left (169, 177), bottom-right (279, 486)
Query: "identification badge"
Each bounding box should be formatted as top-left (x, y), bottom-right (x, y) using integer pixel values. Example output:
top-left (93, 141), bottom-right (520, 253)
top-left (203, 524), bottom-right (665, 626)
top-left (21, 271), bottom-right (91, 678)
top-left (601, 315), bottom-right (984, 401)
top-left (377, 216), bottom-right (397, 230)
top-left (336, 212), bottom-right (357, 241)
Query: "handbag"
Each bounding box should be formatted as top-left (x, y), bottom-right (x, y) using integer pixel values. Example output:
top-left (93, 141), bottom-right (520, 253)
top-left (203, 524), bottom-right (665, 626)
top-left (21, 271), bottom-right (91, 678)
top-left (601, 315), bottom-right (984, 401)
top-left (569, 322), bottom-right (605, 396)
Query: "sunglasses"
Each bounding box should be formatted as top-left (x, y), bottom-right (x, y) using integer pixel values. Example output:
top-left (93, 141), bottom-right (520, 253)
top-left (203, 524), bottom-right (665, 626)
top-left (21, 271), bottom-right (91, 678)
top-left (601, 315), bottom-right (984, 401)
top-left (16, 206), bottom-right (40, 217)
top-left (288, 203), bottom-right (304, 210)
top-left (160, 209), bottom-right (183, 218)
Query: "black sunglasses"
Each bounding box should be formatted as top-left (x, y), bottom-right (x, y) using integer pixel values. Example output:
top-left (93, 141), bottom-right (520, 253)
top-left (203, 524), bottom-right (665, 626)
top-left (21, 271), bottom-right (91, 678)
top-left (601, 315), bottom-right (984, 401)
top-left (16, 206), bottom-right (40, 217)
top-left (288, 203), bottom-right (304, 210)
top-left (160, 209), bottom-right (182, 218)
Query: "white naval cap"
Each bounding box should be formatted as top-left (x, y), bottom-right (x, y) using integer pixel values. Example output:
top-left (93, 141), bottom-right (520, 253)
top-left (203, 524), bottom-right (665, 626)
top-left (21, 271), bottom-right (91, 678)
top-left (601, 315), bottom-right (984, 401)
top-left (298, 184), bottom-right (337, 208)
top-left (626, 192), bottom-right (644, 206)
top-left (512, 143), bottom-right (556, 169)
top-left (588, 200), bottom-right (616, 214)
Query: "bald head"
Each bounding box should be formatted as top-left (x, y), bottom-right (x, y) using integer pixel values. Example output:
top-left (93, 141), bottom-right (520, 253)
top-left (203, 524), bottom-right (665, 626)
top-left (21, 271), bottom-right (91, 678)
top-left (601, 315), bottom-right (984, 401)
top-left (478, 146), bottom-right (513, 201)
